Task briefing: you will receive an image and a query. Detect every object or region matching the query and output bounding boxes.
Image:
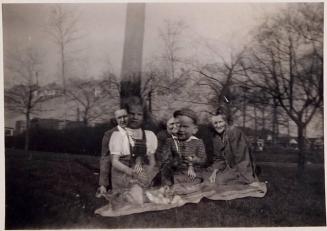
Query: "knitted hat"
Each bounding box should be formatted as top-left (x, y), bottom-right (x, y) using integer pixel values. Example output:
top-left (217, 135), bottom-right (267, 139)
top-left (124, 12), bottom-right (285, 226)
top-left (173, 108), bottom-right (198, 124)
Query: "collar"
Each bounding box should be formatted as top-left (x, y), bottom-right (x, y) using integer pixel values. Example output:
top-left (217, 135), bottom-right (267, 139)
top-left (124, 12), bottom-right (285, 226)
top-left (171, 135), bottom-right (178, 139)
top-left (126, 127), bottom-right (142, 133)
top-left (184, 135), bottom-right (199, 142)
top-left (117, 125), bottom-right (126, 133)
top-left (117, 126), bottom-right (142, 133)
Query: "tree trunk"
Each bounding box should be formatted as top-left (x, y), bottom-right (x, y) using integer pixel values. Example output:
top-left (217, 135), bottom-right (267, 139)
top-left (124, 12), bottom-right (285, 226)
top-left (254, 105), bottom-right (257, 138)
top-left (25, 112), bottom-right (31, 159)
top-left (120, 3), bottom-right (145, 107)
top-left (320, 107), bottom-right (323, 131)
top-left (148, 90), bottom-right (152, 113)
top-left (120, 74), bottom-right (143, 107)
top-left (242, 92), bottom-right (246, 129)
top-left (297, 123), bottom-right (306, 178)
top-left (272, 97), bottom-right (278, 144)
top-left (61, 42), bottom-right (68, 128)
top-left (261, 106), bottom-right (266, 137)
top-left (83, 117), bottom-right (88, 127)
top-left (61, 41), bottom-right (66, 94)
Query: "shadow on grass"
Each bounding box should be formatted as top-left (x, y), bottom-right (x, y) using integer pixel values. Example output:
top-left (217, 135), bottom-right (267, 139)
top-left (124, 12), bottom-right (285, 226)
top-left (5, 149), bottom-right (326, 229)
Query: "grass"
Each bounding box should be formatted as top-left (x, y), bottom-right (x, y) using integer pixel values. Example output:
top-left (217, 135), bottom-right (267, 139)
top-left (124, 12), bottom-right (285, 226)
top-left (5, 149), bottom-right (326, 229)
top-left (255, 147), bottom-right (324, 164)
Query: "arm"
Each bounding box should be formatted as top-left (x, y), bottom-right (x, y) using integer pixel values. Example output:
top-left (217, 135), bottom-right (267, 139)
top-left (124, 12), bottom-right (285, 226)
top-left (99, 131), bottom-right (111, 187)
top-left (208, 135), bottom-right (227, 182)
top-left (184, 140), bottom-right (206, 179)
top-left (109, 131), bottom-right (134, 176)
top-left (101, 131), bottom-right (110, 156)
top-left (193, 139), bottom-right (207, 166)
top-left (148, 153), bottom-right (156, 169)
top-left (145, 130), bottom-right (159, 166)
top-left (182, 140), bottom-right (206, 166)
top-left (112, 155), bottom-right (134, 176)
top-left (228, 128), bottom-right (256, 183)
top-left (146, 131), bottom-right (158, 156)
top-left (99, 155), bottom-right (111, 187)
top-left (211, 135), bottom-right (227, 171)
top-left (208, 168), bottom-right (218, 183)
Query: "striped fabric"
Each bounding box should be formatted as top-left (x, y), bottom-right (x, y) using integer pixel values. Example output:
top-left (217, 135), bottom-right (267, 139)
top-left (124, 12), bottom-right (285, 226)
top-left (177, 138), bottom-right (206, 165)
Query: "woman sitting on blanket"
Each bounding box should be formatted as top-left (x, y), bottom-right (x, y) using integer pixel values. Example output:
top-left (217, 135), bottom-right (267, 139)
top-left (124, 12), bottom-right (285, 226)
top-left (110, 103), bottom-right (158, 195)
top-left (207, 106), bottom-right (258, 185)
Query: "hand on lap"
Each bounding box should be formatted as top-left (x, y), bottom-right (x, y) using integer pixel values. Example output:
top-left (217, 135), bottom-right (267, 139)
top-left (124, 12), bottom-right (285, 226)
top-left (209, 169), bottom-right (218, 183)
top-left (187, 165), bottom-right (196, 180)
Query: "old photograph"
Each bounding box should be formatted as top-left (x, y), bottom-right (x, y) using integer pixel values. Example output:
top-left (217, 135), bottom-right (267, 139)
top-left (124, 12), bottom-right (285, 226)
top-left (2, 1), bottom-right (325, 229)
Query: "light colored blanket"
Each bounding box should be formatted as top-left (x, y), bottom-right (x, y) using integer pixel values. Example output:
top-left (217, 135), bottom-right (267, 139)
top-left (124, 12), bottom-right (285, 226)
top-left (95, 181), bottom-right (267, 217)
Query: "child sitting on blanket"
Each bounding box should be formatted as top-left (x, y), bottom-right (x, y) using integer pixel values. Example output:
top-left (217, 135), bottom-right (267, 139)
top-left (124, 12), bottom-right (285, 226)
top-left (158, 108), bottom-right (207, 186)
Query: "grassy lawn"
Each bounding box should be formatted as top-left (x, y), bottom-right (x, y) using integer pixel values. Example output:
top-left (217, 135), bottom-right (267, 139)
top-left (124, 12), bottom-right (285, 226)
top-left (5, 149), bottom-right (326, 229)
top-left (255, 147), bottom-right (324, 164)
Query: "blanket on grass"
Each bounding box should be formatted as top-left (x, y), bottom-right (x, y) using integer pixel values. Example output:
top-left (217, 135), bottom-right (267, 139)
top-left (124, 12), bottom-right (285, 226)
top-left (94, 181), bottom-right (267, 217)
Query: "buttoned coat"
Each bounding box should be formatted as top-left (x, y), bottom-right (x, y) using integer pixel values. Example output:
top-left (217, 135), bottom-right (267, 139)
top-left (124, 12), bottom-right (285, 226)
top-left (211, 126), bottom-right (257, 184)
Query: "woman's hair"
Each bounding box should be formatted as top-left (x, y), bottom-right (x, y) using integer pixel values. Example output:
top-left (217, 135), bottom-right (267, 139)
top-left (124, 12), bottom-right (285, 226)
top-left (123, 96), bottom-right (147, 118)
top-left (122, 96), bottom-right (159, 131)
top-left (214, 106), bottom-right (233, 125)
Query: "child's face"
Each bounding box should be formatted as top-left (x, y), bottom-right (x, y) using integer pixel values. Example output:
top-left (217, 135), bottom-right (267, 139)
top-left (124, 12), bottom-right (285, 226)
top-left (176, 115), bottom-right (197, 141)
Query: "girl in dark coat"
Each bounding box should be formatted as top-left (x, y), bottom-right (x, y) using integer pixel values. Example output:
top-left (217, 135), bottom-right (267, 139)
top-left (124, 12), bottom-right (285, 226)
top-left (208, 107), bottom-right (258, 185)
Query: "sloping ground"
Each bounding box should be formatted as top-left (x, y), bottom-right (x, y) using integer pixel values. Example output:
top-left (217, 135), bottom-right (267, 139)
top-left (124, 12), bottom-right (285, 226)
top-left (5, 149), bottom-right (326, 229)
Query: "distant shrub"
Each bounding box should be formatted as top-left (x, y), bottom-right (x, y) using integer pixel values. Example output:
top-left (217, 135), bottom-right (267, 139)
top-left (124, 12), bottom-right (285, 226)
top-left (10, 122), bottom-right (116, 156)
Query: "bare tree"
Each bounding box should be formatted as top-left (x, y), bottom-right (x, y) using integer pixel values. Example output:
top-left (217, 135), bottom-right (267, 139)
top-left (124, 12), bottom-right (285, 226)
top-left (66, 78), bottom-right (115, 126)
top-left (190, 49), bottom-right (247, 120)
top-left (244, 3), bottom-right (323, 174)
top-left (46, 4), bottom-right (85, 128)
top-left (246, 88), bottom-right (290, 142)
top-left (141, 70), bottom-right (160, 113)
top-left (158, 20), bottom-right (188, 80)
top-left (141, 65), bottom-right (189, 114)
top-left (138, 19), bottom-right (190, 117)
top-left (101, 71), bottom-right (121, 101)
top-left (4, 47), bottom-right (58, 155)
top-left (46, 5), bottom-right (83, 90)
top-left (46, 5), bottom-right (84, 89)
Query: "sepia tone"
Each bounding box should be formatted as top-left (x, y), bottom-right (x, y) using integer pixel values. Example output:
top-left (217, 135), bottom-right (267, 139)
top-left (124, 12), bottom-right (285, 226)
top-left (2, 1), bottom-right (325, 229)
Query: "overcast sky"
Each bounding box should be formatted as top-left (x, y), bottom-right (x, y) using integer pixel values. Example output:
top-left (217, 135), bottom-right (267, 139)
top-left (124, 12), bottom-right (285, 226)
top-left (2, 1), bottom-right (323, 138)
top-left (2, 2), bottom-right (287, 86)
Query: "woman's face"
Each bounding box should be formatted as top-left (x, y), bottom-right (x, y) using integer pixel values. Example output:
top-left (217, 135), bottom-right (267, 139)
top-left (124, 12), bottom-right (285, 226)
top-left (166, 117), bottom-right (180, 136)
top-left (211, 115), bottom-right (227, 134)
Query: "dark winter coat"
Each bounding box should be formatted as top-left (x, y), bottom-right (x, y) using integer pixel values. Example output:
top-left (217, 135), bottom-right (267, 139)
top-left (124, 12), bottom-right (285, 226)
top-left (211, 126), bottom-right (257, 184)
top-left (99, 126), bottom-right (119, 188)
